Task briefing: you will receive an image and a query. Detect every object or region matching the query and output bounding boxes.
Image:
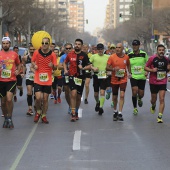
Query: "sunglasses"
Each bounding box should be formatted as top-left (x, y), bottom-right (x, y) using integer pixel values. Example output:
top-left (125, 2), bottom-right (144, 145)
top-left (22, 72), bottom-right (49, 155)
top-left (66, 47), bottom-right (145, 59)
top-left (42, 42), bottom-right (49, 45)
top-left (66, 48), bottom-right (72, 50)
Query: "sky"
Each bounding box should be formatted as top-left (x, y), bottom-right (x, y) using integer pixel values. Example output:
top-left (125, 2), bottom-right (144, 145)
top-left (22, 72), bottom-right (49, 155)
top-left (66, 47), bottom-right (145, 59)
top-left (84, 0), bottom-right (109, 34)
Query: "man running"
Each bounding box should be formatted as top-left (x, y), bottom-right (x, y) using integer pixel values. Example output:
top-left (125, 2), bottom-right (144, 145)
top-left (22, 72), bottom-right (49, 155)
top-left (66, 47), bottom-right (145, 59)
top-left (106, 43), bottom-right (131, 121)
top-left (0, 37), bottom-right (21, 128)
top-left (22, 44), bottom-right (35, 116)
top-left (82, 43), bottom-right (92, 104)
top-left (63, 39), bottom-right (91, 121)
top-left (90, 43), bottom-right (109, 115)
top-left (145, 44), bottom-right (170, 123)
top-left (128, 40), bottom-right (148, 115)
top-left (31, 37), bottom-right (57, 124)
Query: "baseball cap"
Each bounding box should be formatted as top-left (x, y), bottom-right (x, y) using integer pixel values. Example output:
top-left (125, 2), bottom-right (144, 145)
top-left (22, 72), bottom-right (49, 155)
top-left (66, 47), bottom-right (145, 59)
top-left (2, 37), bottom-right (11, 42)
top-left (132, 40), bottom-right (140, 46)
top-left (13, 45), bottom-right (19, 49)
top-left (97, 43), bottom-right (104, 50)
top-left (110, 44), bottom-right (116, 48)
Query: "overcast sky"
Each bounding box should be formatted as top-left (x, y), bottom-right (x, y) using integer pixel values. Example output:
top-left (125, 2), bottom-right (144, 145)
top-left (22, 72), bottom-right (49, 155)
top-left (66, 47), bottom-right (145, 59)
top-left (84, 0), bottom-right (109, 34)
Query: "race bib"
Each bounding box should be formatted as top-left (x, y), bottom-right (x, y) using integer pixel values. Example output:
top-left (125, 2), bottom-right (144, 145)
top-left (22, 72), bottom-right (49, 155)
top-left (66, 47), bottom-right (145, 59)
top-left (115, 69), bottom-right (125, 78)
top-left (1, 69), bottom-right (11, 78)
top-left (65, 76), bottom-right (69, 83)
top-left (134, 66), bottom-right (142, 74)
top-left (157, 71), bottom-right (166, 80)
top-left (98, 71), bottom-right (106, 79)
top-left (39, 73), bottom-right (49, 82)
top-left (74, 77), bottom-right (82, 86)
top-left (29, 72), bottom-right (34, 81)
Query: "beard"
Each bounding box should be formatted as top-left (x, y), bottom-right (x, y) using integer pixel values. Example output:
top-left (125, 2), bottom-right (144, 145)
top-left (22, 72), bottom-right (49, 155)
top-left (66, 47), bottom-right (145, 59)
top-left (75, 48), bottom-right (81, 52)
top-left (2, 47), bottom-right (9, 51)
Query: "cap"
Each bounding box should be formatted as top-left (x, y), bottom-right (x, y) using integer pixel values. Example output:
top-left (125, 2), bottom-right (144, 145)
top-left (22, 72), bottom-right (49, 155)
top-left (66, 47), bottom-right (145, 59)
top-left (110, 44), bottom-right (116, 48)
top-left (132, 40), bottom-right (140, 46)
top-left (13, 45), bottom-right (19, 49)
top-left (2, 37), bottom-right (11, 42)
top-left (97, 43), bottom-right (104, 50)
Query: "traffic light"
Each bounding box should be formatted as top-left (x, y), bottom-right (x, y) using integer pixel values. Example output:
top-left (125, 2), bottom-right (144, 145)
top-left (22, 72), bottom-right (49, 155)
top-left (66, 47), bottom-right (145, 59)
top-left (86, 19), bottom-right (88, 24)
top-left (154, 35), bottom-right (158, 43)
top-left (119, 13), bottom-right (122, 18)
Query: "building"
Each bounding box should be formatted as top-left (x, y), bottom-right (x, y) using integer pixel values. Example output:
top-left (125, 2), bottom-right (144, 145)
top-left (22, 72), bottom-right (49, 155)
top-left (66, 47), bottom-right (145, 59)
top-left (105, 0), bottom-right (133, 29)
top-left (153, 0), bottom-right (170, 9)
top-left (68, 0), bottom-right (85, 32)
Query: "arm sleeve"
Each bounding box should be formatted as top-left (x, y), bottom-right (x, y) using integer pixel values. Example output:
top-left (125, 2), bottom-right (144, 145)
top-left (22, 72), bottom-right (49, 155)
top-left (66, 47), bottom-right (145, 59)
top-left (31, 50), bottom-right (37, 62)
top-left (64, 54), bottom-right (69, 64)
top-left (107, 56), bottom-right (112, 65)
top-left (59, 55), bottom-right (65, 63)
top-left (145, 57), bottom-right (153, 67)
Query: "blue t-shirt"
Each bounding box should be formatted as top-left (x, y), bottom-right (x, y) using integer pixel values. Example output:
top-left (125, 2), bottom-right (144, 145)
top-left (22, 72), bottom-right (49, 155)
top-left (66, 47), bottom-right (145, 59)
top-left (59, 53), bottom-right (67, 63)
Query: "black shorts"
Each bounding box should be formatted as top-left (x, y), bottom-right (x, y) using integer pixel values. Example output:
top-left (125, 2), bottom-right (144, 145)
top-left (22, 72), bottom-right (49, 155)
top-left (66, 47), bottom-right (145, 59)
top-left (111, 82), bottom-right (127, 95)
top-left (106, 76), bottom-right (111, 87)
top-left (26, 79), bottom-right (34, 86)
top-left (150, 84), bottom-right (167, 94)
top-left (130, 78), bottom-right (146, 90)
top-left (16, 75), bottom-right (23, 86)
top-left (62, 76), bottom-right (69, 86)
top-left (34, 83), bottom-right (51, 94)
top-left (0, 81), bottom-right (17, 97)
top-left (93, 74), bottom-right (108, 92)
top-left (52, 77), bottom-right (63, 89)
top-left (85, 73), bottom-right (92, 79)
top-left (69, 76), bottom-right (85, 96)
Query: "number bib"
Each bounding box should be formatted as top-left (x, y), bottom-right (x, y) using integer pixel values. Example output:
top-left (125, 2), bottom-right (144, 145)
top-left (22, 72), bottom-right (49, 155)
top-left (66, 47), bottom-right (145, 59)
top-left (65, 76), bottom-right (69, 83)
top-left (157, 71), bottom-right (166, 80)
top-left (74, 77), bottom-right (82, 86)
top-left (98, 71), bottom-right (106, 79)
top-left (1, 69), bottom-right (11, 78)
top-left (115, 69), bottom-right (125, 78)
top-left (134, 66), bottom-right (142, 74)
top-left (39, 73), bottom-right (49, 82)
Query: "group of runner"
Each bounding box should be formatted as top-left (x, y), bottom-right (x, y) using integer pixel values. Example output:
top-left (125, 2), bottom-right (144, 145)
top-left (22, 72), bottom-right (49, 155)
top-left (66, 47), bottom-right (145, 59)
top-left (0, 36), bottom-right (169, 129)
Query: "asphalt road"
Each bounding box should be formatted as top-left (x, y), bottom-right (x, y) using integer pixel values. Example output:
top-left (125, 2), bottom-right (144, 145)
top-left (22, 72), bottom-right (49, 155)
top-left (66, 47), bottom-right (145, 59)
top-left (1, 79), bottom-right (170, 170)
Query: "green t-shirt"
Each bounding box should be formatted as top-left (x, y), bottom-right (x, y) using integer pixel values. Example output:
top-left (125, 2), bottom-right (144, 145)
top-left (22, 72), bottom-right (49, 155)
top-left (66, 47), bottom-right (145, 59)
top-left (128, 50), bottom-right (148, 80)
top-left (90, 54), bottom-right (109, 72)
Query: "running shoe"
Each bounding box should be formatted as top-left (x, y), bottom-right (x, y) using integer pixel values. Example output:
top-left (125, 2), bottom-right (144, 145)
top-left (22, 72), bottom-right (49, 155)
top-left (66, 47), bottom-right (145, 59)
top-left (50, 94), bottom-right (54, 99)
top-left (133, 108), bottom-right (138, 115)
top-left (118, 114), bottom-right (124, 121)
top-left (70, 113), bottom-right (76, 122)
top-left (7, 119), bottom-right (14, 129)
top-left (84, 99), bottom-right (88, 104)
top-left (157, 113), bottom-right (163, 123)
top-left (95, 102), bottom-right (100, 112)
top-left (57, 97), bottom-right (61, 103)
top-left (34, 113), bottom-right (41, 123)
top-left (138, 98), bottom-right (143, 107)
top-left (14, 95), bottom-right (17, 102)
top-left (113, 111), bottom-right (118, 121)
top-left (111, 101), bottom-right (114, 108)
top-left (75, 112), bottom-right (79, 120)
top-left (150, 105), bottom-right (156, 114)
top-left (19, 90), bottom-right (23, 96)
top-left (2, 118), bottom-right (8, 128)
top-left (98, 107), bottom-right (104, 115)
top-left (42, 116), bottom-right (49, 124)
top-left (26, 109), bottom-right (34, 116)
top-left (54, 100), bottom-right (57, 104)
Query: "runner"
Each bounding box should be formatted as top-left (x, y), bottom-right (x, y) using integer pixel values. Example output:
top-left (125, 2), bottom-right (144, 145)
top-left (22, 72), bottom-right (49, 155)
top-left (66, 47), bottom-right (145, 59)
top-left (63, 39), bottom-right (91, 121)
top-left (52, 48), bottom-right (63, 104)
top-left (106, 43), bottom-right (131, 121)
top-left (31, 37), bottom-right (57, 124)
top-left (22, 44), bottom-right (35, 116)
top-left (82, 43), bottom-right (92, 104)
top-left (58, 43), bottom-right (73, 114)
top-left (0, 37), bottom-right (21, 128)
top-left (90, 43), bottom-right (110, 115)
top-left (128, 40), bottom-right (148, 115)
top-left (144, 44), bottom-right (170, 123)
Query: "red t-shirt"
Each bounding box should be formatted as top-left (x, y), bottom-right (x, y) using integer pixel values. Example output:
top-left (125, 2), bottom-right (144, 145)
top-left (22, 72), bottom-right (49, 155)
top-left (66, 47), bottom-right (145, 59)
top-left (0, 50), bottom-right (20, 82)
top-left (32, 49), bottom-right (57, 85)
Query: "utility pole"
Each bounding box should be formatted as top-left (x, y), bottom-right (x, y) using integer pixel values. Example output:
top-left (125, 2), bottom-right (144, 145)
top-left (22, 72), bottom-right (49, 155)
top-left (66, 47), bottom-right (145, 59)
top-left (141, 0), bottom-right (144, 18)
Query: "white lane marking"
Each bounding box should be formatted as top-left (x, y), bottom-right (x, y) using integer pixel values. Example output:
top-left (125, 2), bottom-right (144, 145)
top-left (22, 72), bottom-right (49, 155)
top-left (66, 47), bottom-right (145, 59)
top-left (78, 108), bottom-right (83, 118)
top-left (10, 123), bottom-right (38, 170)
top-left (73, 130), bottom-right (82, 151)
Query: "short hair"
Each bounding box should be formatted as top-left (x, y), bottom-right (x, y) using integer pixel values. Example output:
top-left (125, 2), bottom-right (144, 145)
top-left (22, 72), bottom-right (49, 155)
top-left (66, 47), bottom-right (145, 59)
top-left (51, 43), bottom-right (56, 46)
top-left (75, 38), bottom-right (83, 45)
top-left (157, 44), bottom-right (165, 50)
top-left (64, 43), bottom-right (73, 48)
top-left (42, 37), bottom-right (50, 43)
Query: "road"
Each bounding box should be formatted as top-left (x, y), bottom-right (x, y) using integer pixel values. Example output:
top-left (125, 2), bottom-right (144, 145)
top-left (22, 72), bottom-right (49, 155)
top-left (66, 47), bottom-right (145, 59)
top-left (1, 79), bottom-right (170, 170)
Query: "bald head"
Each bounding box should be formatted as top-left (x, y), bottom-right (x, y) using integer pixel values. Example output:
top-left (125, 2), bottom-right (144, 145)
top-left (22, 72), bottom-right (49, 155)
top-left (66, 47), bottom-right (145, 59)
top-left (116, 43), bottom-right (124, 56)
